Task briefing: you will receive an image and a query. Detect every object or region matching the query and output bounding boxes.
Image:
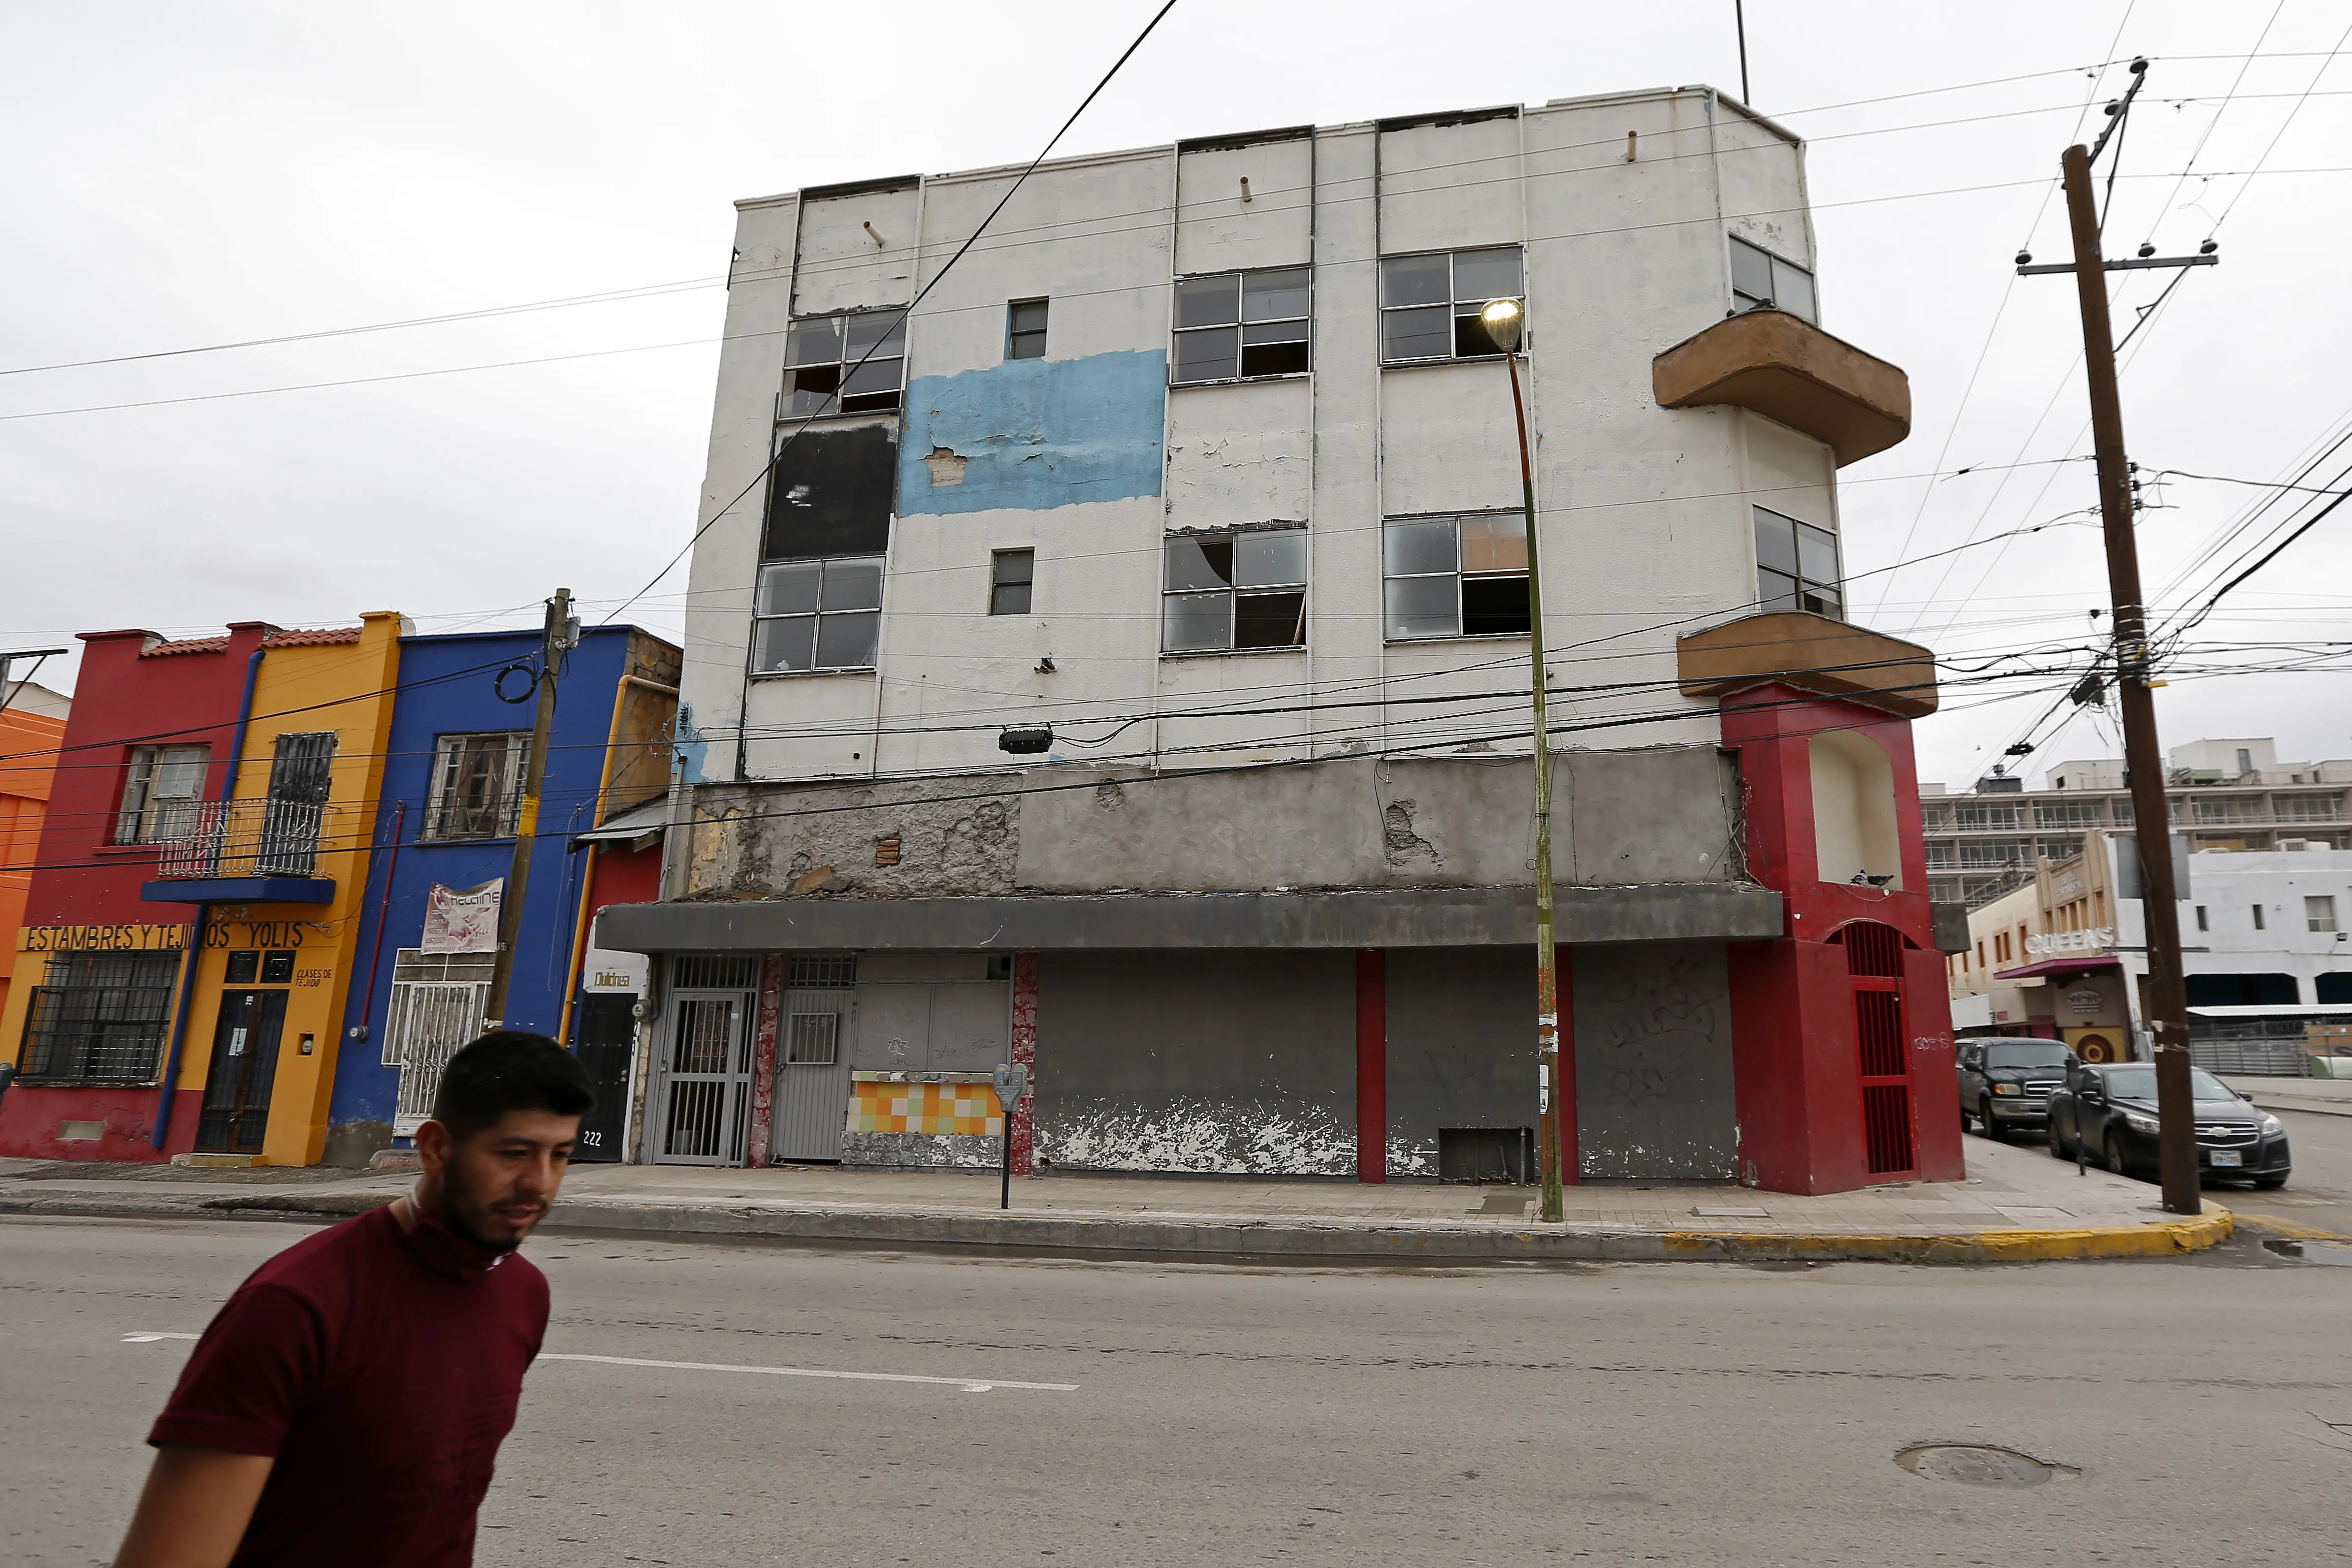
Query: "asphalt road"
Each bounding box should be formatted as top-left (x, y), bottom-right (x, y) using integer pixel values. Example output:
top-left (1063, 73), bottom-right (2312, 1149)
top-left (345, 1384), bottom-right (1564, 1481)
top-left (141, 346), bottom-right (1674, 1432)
top-left (2241, 1104), bottom-right (2352, 1238)
top-left (5, 1214), bottom-right (2349, 1568)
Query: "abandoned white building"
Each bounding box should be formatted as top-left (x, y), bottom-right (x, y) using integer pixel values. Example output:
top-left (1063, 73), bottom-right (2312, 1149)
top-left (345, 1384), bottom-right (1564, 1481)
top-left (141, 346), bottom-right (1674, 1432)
top-left (596, 86), bottom-right (1969, 1194)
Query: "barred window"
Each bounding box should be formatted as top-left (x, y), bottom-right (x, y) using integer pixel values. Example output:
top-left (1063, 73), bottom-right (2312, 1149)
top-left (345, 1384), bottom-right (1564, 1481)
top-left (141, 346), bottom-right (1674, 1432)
top-left (424, 733), bottom-right (530, 841)
top-left (18, 952), bottom-right (180, 1083)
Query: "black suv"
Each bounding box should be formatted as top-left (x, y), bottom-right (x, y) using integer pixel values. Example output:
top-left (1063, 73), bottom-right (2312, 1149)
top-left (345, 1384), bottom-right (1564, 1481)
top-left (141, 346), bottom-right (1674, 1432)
top-left (2046, 1061), bottom-right (2291, 1187)
top-left (1956, 1038), bottom-right (2076, 1141)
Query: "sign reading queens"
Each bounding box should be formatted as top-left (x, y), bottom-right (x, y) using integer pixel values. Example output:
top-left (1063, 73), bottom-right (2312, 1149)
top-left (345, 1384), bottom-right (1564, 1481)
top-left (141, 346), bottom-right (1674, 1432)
top-left (421, 880), bottom-right (503, 955)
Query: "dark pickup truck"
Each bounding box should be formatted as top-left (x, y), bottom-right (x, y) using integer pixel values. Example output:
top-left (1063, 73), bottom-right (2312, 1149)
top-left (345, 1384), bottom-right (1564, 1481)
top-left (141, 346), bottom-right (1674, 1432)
top-left (1956, 1038), bottom-right (2076, 1141)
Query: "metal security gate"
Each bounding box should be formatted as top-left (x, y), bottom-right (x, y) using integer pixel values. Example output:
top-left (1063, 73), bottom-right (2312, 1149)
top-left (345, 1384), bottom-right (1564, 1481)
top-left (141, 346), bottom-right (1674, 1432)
top-left (773, 955), bottom-right (856, 1162)
top-left (1838, 921), bottom-right (1919, 1179)
top-left (652, 956), bottom-right (759, 1165)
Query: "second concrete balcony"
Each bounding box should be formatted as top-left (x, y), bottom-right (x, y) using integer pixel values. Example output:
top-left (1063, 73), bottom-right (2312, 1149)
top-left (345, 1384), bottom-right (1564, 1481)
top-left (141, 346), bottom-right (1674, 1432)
top-left (1652, 309), bottom-right (1911, 466)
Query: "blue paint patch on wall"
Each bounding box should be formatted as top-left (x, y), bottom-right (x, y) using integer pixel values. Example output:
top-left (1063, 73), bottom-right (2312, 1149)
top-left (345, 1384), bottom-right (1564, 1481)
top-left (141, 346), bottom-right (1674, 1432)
top-left (897, 350), bottom-right (1166, 515)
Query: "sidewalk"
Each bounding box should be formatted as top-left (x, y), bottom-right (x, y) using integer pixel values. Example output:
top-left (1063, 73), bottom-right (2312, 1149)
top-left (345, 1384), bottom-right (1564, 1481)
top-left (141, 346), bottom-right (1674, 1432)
top-left (0, 1139), bottom-right (2229, 1263)
top-left (2222, 1074), bottom-right (2352, 1120)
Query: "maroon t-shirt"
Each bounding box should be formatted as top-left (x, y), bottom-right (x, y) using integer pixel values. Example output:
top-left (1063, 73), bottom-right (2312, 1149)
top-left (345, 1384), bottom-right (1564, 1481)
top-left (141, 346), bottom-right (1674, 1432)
top-left (149, 1202), bottom-right (549, 1568)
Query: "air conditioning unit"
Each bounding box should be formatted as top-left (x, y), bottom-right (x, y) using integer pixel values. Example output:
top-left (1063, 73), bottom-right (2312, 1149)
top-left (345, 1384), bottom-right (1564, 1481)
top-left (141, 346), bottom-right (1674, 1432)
top-left (2279, 838), bottom-right (2313, 852)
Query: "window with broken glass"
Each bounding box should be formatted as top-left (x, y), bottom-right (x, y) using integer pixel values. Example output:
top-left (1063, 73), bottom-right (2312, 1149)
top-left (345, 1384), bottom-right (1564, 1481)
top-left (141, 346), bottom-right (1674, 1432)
top-left (1161, 529), bottom-right (1307, 652)
top-left (756, 556), bottom-right (884, 672)
top-left (1381, 514), bottom-right (1530, 640)
top-left (114, 743), bottom-right (210, 844)
top-left (1728, 235), bottom-right (1818, 323)
top-left (1753, 507), bottom-right (1843, 619)
top-left (781, 310), bottom-right (907, 416)
top-left (1378, 247), bottom-right (1524, 364)
top-left (1170, 268), bottom-right (1311, 385)
top-left (423, 733), bottom-right (531, 840)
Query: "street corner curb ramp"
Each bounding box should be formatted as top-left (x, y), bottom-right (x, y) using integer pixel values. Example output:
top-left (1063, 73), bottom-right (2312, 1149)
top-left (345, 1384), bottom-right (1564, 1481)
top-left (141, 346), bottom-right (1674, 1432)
top-left (0, 1190), bottom-right (2235, 1264)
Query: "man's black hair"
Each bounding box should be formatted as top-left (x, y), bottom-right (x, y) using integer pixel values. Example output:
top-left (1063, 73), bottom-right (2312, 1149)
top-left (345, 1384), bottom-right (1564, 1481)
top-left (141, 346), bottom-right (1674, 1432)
top-left (431, 1030), bottom-right (594, 1142)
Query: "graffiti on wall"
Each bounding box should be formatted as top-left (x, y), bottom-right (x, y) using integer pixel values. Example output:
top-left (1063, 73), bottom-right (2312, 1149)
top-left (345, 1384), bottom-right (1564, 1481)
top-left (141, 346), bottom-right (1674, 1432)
top-left (1573, 943), bottom-right (1738, 1180)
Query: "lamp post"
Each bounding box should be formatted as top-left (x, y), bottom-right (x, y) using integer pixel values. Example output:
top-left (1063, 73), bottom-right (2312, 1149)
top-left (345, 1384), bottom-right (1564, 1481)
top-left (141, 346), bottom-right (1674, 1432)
top-left (1480, 297), bottom-right (1564, 1223)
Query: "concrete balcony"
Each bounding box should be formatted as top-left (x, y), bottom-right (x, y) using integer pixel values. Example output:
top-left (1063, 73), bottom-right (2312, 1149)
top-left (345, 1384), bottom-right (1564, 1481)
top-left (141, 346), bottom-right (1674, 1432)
top-left (140, 799), bottom-right (338, 905)
top-left (1677, 611), bottom-right (1937, 719)
top-left (1652, 309), bottom-right (1911, 466)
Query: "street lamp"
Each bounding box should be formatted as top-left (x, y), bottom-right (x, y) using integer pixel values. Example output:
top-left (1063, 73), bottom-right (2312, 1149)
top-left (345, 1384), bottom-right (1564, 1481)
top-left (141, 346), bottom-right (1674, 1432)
top-left (1481, 297), bottom-right (1564, 1223)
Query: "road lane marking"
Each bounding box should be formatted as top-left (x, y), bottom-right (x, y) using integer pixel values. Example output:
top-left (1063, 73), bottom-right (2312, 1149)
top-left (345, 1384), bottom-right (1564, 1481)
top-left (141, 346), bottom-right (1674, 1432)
top-left (535, 1352), bottom-right (1075, 1394)
top-left (123, 1335), bottom-right (1071, 1394)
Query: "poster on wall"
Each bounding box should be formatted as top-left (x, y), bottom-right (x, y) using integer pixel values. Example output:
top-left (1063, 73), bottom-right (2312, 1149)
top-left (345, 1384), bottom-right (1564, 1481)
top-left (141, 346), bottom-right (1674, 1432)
top-left (421, 879), bottom-right (503, 955)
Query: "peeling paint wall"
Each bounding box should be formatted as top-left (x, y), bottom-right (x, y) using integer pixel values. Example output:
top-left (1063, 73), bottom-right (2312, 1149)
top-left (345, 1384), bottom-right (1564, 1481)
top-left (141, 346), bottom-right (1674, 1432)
top-left (684, 93), bottom-right (1826, 799)
top-left (682, 748), bottom-right (1742, 902)
top-left (897, 351), bottom-right (1167, 516)
top-left (1033, 950), bottom-right (1354, 1175)
top-left (1572, 940), bottom-right (1737, 1179)
top-left (1382, 945), bottom-right (1538, 1177)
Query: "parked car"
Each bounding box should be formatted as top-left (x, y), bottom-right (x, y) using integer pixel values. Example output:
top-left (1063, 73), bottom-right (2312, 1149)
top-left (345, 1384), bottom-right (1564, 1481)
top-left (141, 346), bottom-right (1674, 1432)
top-left (2046, 1062), bottom-right (2291, 1188)
top-left (1956, 1038), bottom-right (2076, 1141)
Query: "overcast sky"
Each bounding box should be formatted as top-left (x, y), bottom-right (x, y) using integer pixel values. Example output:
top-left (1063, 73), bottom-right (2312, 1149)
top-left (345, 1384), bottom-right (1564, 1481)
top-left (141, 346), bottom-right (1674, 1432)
top-left (4, 0), bottom-right (2348, 787)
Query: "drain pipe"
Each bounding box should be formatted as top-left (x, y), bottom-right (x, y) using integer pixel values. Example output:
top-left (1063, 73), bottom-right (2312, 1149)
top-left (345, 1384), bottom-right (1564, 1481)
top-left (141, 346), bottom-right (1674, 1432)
top-left (151, 642), bottom-right (264, 1152)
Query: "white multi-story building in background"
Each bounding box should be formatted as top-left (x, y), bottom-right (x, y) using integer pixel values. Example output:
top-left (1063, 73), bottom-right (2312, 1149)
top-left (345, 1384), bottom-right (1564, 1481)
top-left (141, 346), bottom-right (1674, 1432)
top-left (1922, 735), bottom-right (2352, 909)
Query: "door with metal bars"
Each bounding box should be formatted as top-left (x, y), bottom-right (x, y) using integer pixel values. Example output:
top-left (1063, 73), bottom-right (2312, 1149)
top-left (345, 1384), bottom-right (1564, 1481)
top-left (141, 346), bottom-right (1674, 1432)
top-left (651, 955), bottom-right (760, 1165)
top-left (1838, 920), bottom-right (1920, 1179)
top-left (773, 955), bottom-right (857, 1162)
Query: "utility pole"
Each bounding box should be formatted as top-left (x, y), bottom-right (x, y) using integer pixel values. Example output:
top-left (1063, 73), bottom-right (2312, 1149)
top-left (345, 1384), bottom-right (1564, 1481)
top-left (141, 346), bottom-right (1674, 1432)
top-left (485, 588), bottom-right (576, 1030)
top-left (2018, 61), bottom-right (2209, 1214)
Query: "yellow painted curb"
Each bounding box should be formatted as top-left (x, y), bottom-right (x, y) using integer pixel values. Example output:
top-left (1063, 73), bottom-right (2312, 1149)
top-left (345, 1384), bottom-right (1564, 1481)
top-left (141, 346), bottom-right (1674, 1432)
top-left (1659, 1206), bottom-right (2232, 1262)
top-left (2232, 1210), bottom-right (2351, 1242)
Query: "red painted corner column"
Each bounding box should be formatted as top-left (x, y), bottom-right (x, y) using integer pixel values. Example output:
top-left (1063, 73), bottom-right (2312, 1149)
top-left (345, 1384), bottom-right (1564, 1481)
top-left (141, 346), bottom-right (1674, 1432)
top-left (1009, 952), bottom-right (1038, 1175)
top-left (1355, 949), bottom-right (1386, 1182)
top-left (744, 953), bottom-right (783, 1168)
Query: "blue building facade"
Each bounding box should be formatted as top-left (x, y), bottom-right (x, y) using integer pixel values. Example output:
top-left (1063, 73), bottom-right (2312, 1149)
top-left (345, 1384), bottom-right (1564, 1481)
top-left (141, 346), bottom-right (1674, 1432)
top-left (324, 623), bottom-right (678, 1166)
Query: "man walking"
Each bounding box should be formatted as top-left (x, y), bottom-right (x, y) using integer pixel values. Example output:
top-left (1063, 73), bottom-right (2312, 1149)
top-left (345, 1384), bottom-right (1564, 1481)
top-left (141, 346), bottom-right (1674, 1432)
top-left (113, 1030), bottom-right (593, 1568)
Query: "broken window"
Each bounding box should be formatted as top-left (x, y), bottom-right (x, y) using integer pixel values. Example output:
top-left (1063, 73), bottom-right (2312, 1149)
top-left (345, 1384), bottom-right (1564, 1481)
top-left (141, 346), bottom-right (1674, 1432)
top-left (762, 424), bottom-right (896, 560)
top-left (755, 556), bottom-right (884, 673)
top-left (990, 549), bottom-right (1034, 616)
top-left (781, 309), bottom-right (906, 416)
top-left (1381, 514), bottom-right (1530, 640)
top-left (423, 733), bottom-right (531, 840)
top-left (1006, 299), bottom-right (1048, 361)
top-left (1170, 267), bottom-right (1311, 384)
top-left (1378, 247), bottom-right (1523, 364)
top-left (1753, 507), bottom-right (1843, 619)
top-left (1729, 235), bottom-right (1818, 323)
top-left (1161, 528), bottom-right (1307, 652)
top-left (115, 743), bottom-right (210, 844)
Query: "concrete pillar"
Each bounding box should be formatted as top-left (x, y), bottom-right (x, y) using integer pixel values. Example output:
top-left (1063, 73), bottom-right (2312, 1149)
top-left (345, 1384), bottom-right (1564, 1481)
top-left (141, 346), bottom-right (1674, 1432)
top-left (1009, 952), bottom-right (1038, 1175)
top-left (744, 953), bottom-right (783, 1169)
top-left (1355, 949), bottom-right (1385, 1182)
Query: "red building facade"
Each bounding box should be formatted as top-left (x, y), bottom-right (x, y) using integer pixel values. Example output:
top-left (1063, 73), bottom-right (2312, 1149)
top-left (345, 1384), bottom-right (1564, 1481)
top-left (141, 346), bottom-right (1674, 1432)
top-left (0, 625), bottom-right (267, 1160)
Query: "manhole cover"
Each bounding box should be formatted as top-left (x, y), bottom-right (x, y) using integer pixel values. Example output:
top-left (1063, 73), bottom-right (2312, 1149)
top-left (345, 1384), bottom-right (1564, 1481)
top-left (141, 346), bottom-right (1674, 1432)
top-left (1895, 1444), bottom-right (2077, 1488)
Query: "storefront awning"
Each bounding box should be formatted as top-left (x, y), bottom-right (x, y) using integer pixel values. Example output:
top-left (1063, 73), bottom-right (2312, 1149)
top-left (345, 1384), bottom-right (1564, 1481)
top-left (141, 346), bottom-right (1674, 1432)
top-left (569, 799), bottom-right (668, 851)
